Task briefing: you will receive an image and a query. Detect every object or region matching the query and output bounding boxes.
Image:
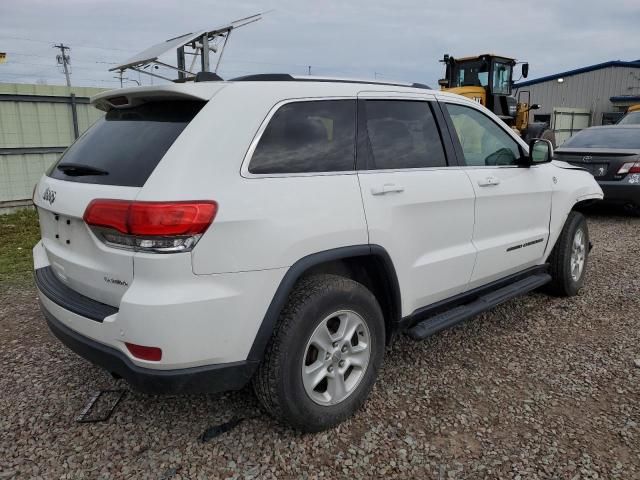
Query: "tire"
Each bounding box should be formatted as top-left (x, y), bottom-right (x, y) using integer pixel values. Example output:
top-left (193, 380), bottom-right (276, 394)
top-left (546, 211), bottom-right (590, 296)
top-left (253, 274), bottom-right (385, 432)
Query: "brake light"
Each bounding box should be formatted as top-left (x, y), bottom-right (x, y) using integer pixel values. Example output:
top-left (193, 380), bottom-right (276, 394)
top-left (617, 161), bottom-right (640, 175)
top-left (125, 342), bottom-right (162, 361)
top-left (83, 200), bottom-right (217, 253)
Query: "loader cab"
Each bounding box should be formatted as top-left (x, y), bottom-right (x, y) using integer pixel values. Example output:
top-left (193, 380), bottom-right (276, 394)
top-left (439, 54), bottom-right (522, 125)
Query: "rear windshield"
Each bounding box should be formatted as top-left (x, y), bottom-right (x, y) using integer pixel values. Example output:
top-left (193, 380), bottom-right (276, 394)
top-left (48, 101), bottom-right (204, 187)
top-left (562, 127), bottom-right (640, 149)
top-left (618, 112), bottom-right (640, 125)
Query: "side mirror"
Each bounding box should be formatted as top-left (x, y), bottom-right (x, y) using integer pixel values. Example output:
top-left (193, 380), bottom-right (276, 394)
top-left (528, 138), bottom-right (553, 165)
top-left (530, 103), bottom-right (541, 110)
top-left (438, 78), bottom-right (449, 88)
top-left (522, 63), bottom-right (529, 78)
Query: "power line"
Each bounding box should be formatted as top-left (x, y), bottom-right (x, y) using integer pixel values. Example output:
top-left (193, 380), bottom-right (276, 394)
top-left (0, 35), bottom-right (52, 45)
top-left (4, 38), bottom-right (371, 77)
top-left (7, 52), bottom-right (51, 59)
top-left (0, 35), bottom-right (131, 53)
top-left (6, 59), bottom-right (118, 68)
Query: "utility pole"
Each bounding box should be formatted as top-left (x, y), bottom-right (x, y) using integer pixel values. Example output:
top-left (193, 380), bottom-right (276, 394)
top-left (308, 65), bottom-right (311, 75)
top-left (54, 43), bottom-right (79, 139)
top-left (54, 43), bottom-right (71, 87)
top-left (114, 70), bottom-right (124, 87)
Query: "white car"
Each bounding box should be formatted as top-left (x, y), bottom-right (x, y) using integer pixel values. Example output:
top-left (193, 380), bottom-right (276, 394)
top-left (32, 75), bottom-right (603, 431)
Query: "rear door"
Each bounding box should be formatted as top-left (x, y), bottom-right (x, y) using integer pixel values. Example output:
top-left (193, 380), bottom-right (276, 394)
top-left (440, 100), bottom-right (553, 288)
top-left (356, 93), bottom-right (477, 315)
top-left (34, 100), bottom-right (204, 307)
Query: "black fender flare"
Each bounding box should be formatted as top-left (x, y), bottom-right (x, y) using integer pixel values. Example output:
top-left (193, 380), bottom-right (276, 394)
top-left (246, 244), bottom-right (402, 363)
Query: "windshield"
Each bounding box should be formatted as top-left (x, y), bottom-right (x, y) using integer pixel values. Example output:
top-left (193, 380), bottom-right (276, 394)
top-left (562, 127), bottom-right (640, 149)
top-left (453, 60), bottom-right (489, 88)
top-left (618, 111), bottom-right (640, 125)
top-left (48, 101), bottom-right (204, 187)
top-left (492, 61), bottom-right (512, 95)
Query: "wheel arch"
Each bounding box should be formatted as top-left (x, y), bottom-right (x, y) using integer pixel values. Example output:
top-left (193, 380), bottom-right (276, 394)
top-left (247, 245), bottom-right (402, 363)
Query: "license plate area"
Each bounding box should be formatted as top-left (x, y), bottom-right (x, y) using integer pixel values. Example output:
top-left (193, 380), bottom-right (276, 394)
top-left (41, 210), bottom-right (86, 250)
top-left (51, 212), bottom-right (76, 247)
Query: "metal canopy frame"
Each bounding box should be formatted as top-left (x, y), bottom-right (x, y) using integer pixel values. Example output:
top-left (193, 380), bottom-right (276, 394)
top-left (109, 12), bottom-right (265, 82)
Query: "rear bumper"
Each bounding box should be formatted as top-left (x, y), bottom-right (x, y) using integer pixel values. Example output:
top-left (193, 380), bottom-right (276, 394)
top-left (32, 237), bottom-right (286, 394)
top-left (41, 301), bottom-right (258, 394)
top-left (599, 179), bottom-right (640, 207)
top-left (33, 238), bottom-right (286, 371)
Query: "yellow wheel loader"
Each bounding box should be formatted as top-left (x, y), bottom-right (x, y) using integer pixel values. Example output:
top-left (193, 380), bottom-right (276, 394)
top-left (438, 53), bottom-right (556, 146)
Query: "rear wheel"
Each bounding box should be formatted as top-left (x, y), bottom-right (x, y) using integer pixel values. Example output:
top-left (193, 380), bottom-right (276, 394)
top-left (546, 211), bottom-right (589, 296)
top-left (253, 274), bottom-right (385, 432)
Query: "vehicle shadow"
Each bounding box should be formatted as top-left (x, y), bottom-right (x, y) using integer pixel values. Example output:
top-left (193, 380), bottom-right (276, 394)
top-left (578, 201), bottom-right (639, 219)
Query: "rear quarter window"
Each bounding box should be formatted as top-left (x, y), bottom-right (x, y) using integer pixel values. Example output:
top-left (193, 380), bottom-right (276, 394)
top-left (48, 101), bottom-right (204, 187)
top-left (248, 100), bottom-right (356, 174)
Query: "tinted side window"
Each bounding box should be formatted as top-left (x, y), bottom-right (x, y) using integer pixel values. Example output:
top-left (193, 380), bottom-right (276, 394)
top-left (446, 103), bottom-right (522, 166)
top-left (249, 100), bottom-right (356, 174)
top-left (362, 100), bottom-right (447, 170)
top-left (48, 101), bottom-right (204, 187)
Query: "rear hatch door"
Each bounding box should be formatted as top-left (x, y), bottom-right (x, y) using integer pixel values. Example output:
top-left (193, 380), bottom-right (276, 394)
top-left (34, 99), bottom-right (206, 307)
top-left (35, 181), bottom-right (138, 307)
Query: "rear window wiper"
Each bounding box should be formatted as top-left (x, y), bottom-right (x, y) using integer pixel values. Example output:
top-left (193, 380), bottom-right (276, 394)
top-left (57, 163), bottom-right (109, 176)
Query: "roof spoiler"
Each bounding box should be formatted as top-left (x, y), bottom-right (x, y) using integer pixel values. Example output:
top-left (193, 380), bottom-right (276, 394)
top-left (91, 84), bottom-right (220, 112)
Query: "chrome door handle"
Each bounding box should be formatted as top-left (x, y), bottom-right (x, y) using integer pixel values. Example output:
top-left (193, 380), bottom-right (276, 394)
top-left (477, 176), bottom-right (500, 187)
top-left (371, 184), bottom-right (405, 195)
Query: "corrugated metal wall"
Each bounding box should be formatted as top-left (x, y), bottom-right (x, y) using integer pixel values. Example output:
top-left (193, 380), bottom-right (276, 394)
top-left (515, 66), bottom-right (640, 128)
top-left (0, 83), bottom-right (106, 210)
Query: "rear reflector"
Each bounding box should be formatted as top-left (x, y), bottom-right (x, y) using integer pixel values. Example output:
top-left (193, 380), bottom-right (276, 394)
top-left (83, 200), bottom-right (217, 253)
top-left (125, 342), bottom-right (162, 361)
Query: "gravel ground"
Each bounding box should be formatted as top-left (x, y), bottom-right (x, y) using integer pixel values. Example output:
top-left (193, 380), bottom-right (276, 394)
top-left (1, 212), bottom-right (639, 479)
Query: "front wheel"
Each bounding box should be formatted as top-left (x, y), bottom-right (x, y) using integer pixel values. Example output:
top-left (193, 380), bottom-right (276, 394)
top-left (546, 211), bottom-right (590, 296)
top-left (253, 274), bottom-right (385, 432)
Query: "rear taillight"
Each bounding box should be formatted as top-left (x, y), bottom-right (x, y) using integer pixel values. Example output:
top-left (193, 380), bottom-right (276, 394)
top-left (617, 161), bottom-right (640, 175)
top-left (83, 200), bottom-right (217, 253)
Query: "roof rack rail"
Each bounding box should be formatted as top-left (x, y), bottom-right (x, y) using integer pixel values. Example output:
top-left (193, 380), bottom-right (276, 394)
top-left (231, 73), bottom-right (295, 81)
top-left (229, 73), bottom-right (431, 90)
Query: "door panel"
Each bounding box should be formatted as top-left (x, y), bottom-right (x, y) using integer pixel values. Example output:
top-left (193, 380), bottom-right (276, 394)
top-left (441, 101), bottom-right (553, 287)
top-left (358, 169), bottom-right (477, 314)
top-left (464, 165), bottom-right (552, 287)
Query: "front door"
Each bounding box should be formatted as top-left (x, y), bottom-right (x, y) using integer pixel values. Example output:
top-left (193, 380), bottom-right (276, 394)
top-left (441, 101), bottom-right (553, 288)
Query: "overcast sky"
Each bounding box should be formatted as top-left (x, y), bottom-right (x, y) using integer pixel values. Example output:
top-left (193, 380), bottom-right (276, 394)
top-left (1, 0), bottom-right (639, 89)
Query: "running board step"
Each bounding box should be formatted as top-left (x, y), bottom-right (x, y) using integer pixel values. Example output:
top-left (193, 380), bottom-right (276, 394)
top-left (407, 273), bottom-right (551, 340)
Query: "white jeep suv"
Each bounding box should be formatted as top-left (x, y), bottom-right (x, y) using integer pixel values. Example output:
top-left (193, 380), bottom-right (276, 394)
top-left (33, 75), bottom-right (603, 431)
